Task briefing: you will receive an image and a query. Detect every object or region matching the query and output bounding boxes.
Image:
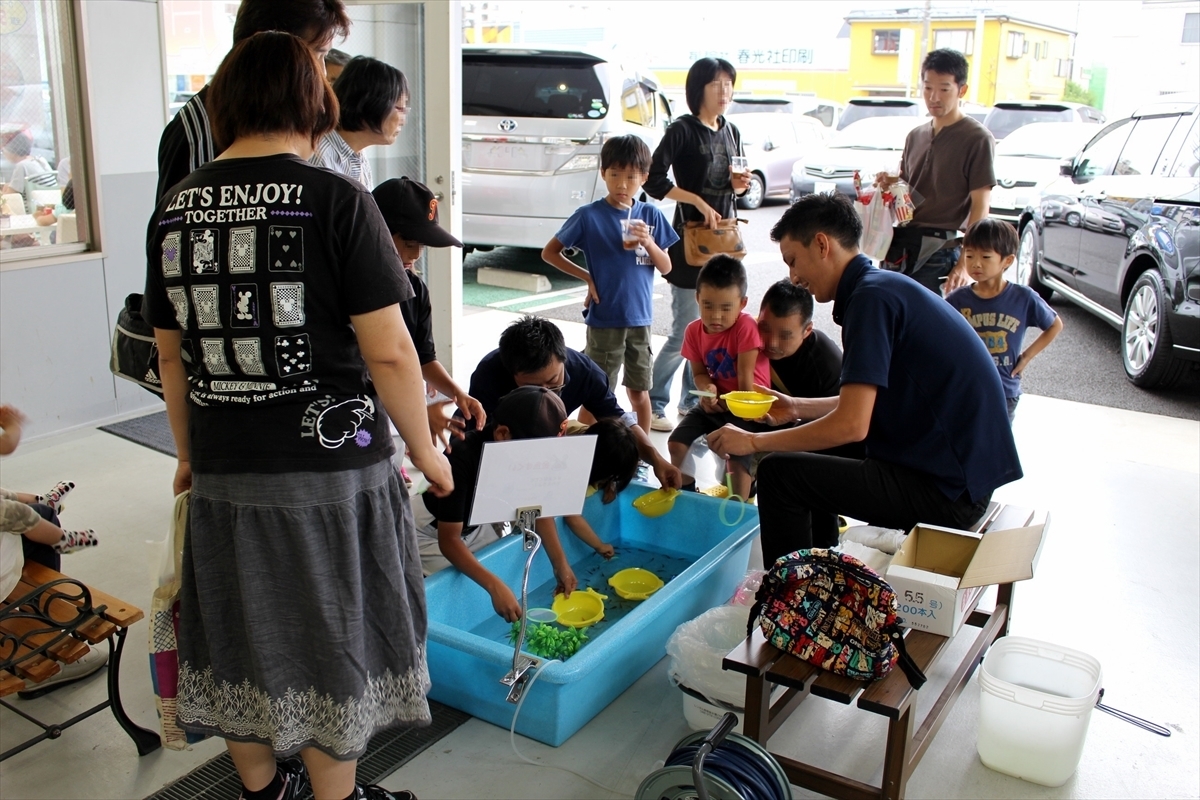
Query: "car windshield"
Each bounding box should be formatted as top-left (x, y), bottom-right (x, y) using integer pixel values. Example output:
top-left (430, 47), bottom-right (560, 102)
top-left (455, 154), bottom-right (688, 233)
top-left (837, 102), bottom-right (918, 129)
top-left (463, 55), bottom-right (608, 119)
top-left (830, 118), bottom-right (920, 150)
top-left (985, 106), bottom-right (1074, 139)
top-left (996, 123), bottom-right (1096, 158)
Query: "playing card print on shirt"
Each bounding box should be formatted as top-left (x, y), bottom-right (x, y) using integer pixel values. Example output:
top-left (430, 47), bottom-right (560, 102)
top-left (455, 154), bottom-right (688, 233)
top-left (316, 396), bottom-right (375, 449)
top-left (271, 282), bottom-right (305, 327)
top-left (230, 284), bottom-right (259, 328)
top-left (162, 231), bottom-right (182, 277)
top-left (229, 227), bottom-right (256, 273)
top-left (191, 285), bottom-right (221, 329)
top-left (232, 337), bottom-right (267, 376)
top-left (166, 286), bottom-right (189, 330)
top-left (275, 333), bottom-right (312, 377)
top-left (269, 226), bottom-right (304, 272)
top-left (201, 338), bottom-right (233, 375)
top-left (190, 229), bottom-right (219, 274)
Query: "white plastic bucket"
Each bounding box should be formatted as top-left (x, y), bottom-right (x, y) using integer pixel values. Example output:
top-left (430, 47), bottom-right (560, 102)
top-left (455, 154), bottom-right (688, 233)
top-left (681, 687), bottom-right (745, 733)
top-left (977, 636), bottom-right (1102, 787)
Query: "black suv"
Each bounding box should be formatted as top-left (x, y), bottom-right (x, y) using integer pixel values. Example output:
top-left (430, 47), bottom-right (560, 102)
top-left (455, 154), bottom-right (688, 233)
top-left (1017, 96), bottom-right (1200, 389)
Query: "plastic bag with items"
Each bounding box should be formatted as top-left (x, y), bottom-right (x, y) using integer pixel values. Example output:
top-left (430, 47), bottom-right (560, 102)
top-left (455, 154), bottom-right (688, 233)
top-left (666, 604), bottom-right (753, 709)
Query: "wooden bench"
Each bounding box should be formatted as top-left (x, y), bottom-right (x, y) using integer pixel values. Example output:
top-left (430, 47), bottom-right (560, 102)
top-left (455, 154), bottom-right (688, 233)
top-left (723, 504), bottom-right (1047, 800)
top-left (0, 561), bottom-right (162, 761)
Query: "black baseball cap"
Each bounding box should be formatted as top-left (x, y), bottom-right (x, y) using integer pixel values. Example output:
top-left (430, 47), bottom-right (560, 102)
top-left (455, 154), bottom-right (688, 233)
top-left (372, 177), bottom-right (463, 248)
top-left (493, 386), bottom-right (567, 440)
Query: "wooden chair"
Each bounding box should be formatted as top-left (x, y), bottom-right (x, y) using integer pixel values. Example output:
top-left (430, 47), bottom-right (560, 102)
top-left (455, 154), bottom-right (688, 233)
top-left (723, 504), bottom-right (1047, 800)
top-left (0, 561), bottom-right (162, 761)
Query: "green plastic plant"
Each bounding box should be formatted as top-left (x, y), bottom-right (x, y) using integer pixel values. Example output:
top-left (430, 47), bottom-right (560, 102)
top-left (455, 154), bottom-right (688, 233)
top-left (509, 620), bottom-right (589, 660)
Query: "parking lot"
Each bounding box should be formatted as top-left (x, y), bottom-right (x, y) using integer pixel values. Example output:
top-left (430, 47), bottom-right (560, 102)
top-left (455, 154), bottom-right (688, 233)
top-left (461, 200), bottom-right (1199, 421)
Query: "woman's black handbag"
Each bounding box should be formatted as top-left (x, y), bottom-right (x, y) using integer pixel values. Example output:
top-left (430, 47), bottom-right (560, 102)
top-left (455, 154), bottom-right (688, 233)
top-left (110, 293), bottom-right (164, 395)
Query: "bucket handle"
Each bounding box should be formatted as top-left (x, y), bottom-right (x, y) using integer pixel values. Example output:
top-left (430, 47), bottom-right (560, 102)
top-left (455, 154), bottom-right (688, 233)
top-left (1095, 689), bottom-right (1171, 737)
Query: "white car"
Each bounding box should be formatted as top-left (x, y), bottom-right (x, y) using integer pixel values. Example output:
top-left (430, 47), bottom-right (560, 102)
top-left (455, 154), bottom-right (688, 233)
top-left (990, 122), bottom-right (1099, 221)
top-left (731, 112), bottom-right (828, 209)
top-left (461, 46), bottom-right (674, 250)
top-left (790, 117), bottom-right (927, 201)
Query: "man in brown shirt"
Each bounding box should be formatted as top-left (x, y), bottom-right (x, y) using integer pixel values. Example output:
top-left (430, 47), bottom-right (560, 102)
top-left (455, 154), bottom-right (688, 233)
top-left (878, 49), bottom-right (994, 294)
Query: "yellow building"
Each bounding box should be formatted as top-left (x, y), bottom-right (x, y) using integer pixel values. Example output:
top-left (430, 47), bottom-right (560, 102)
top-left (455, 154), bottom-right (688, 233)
top-left (845, 10), bottom-right (1076, 105)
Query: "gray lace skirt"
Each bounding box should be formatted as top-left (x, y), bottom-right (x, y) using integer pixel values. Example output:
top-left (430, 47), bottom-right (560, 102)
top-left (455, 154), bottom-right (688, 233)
top-left (176, 459), bottom-right (430, 760)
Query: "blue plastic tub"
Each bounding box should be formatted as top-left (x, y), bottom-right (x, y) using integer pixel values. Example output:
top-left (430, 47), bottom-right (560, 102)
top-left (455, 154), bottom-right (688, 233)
top-left (424, 484), bottom-right (758, 746)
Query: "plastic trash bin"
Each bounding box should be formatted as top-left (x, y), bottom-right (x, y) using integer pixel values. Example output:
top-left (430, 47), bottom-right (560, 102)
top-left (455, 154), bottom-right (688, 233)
top-left (977, 636), bottom-right (1102, 787)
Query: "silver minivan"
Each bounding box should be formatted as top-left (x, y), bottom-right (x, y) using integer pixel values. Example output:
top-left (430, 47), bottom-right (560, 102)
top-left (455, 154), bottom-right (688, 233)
top-left (461, 46), bottom-right (674, 250)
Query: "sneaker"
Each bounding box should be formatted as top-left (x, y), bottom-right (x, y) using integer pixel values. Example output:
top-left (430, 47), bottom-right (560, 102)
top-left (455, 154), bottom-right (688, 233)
top-left (54, 529), bottom-right (97, 554)
top-left (634, 462), bottom-right (651, 483)
top-left (649, 413), bottom-right (674, 432)
top-left (18, 645), bottom-right (108, 698)
top-left (356, 785), bottom-right (416, 800)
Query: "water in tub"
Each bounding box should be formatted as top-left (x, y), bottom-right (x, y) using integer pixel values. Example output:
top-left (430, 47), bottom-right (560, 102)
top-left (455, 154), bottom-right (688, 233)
top-left (469, 546), bottom-right (694, 654)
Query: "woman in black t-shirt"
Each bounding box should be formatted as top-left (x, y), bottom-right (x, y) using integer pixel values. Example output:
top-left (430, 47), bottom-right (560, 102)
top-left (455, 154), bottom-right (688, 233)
top-left (643, 58), bottom-right (749, 428)
top-left (143, 33), bottom-right (451, 800)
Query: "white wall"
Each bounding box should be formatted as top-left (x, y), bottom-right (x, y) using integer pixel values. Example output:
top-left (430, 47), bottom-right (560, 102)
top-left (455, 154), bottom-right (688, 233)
top-left (0, 0), bottom-right (168, 440)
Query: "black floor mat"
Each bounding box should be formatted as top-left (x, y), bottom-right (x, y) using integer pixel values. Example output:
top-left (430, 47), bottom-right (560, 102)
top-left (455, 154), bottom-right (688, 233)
top-left (99, 411), bottom-right (176, 458)
top-left (144, 701), bottom-right (471, 800)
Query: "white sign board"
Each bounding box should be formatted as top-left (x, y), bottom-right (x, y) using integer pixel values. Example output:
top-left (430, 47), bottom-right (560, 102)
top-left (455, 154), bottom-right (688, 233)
top-left (467, 436), bottom-right (597, 526)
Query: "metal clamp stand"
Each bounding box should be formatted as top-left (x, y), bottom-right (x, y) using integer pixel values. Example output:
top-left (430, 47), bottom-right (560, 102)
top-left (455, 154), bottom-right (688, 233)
top-left (501, 505), bottom-right (543, 704)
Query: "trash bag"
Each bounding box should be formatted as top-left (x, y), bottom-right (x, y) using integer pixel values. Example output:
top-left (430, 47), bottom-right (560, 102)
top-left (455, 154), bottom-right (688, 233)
top-left (666, 604), bottom-right (752, 709)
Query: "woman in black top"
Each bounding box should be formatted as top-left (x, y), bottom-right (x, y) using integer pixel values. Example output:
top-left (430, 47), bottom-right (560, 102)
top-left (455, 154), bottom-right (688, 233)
top-left (644, 58), bottom-right (748, 428)
top-left (143, 33), bottom-right (450, 800)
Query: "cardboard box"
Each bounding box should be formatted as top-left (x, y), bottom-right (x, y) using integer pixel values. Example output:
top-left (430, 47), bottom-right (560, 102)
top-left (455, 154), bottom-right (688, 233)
top-left (885, 515), bottom-right (1048, 637)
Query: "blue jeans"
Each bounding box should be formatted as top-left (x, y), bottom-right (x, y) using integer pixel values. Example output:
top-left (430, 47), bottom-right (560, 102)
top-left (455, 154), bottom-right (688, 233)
top-left (908, 246), bottom-right (961, 294)
top-left (650, 284), bottom-right (699, 415)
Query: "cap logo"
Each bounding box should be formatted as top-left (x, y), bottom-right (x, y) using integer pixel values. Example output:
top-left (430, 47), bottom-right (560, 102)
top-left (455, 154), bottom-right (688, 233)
top-left (428, 199), bottom-right (437, 221)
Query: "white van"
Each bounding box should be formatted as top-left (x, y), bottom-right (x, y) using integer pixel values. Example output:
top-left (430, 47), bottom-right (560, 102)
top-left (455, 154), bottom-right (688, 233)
top-left (461, 46), bottom-right (675, 250)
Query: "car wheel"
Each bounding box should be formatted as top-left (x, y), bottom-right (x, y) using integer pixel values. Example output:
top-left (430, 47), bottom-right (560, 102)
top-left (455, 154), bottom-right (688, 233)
top-left (738, 173), bottom-right (765, 210)
top-left (1018, 225), bottom-right (1054, 302)
top-left (1122, 270), bottom-right (1187, 389)
top-left (1065, 211), bottom-right (1081, 227)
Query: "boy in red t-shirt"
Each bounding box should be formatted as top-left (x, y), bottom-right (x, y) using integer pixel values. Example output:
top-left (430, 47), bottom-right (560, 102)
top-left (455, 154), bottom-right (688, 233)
top-left (668, 255), bottom-right (770, 497)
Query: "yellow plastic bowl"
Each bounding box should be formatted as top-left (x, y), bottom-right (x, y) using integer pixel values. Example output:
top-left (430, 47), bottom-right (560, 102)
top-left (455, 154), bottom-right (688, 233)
top-left (632, 487), bottom-right (680, 518)
top-left (551, 588), bottom-right (608, 628)
top-left (608, 568), bottom-right (665, 600)
top-left (722, 391), bottom-right (776, 420)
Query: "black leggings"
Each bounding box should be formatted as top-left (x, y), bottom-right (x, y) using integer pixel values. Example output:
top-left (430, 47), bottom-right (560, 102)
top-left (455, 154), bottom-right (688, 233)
top-left (21, 503), bottom-right (61, 571)
top-left (756, 453), bottom-right (990, 566)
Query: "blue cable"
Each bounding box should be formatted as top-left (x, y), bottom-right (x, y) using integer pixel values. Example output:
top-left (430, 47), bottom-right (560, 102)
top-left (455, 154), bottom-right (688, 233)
top-left (664, 739), bottom-right (784, 800)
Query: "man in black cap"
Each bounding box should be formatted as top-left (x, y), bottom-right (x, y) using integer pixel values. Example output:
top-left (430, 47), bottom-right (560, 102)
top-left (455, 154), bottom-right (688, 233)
top-left (414, 386), bottom-right (578, 621)
top-left (372, 177), bottom-right (486, 450)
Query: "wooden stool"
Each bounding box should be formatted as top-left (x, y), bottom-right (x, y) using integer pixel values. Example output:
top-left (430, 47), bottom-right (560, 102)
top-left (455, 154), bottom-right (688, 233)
top-left (723, 505), bottom-right (1046, 800)
top-left (0, 561), bottom-right (162, 760)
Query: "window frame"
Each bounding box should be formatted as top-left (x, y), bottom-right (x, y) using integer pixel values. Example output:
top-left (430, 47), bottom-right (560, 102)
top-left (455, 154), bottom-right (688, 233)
top-left (934, 29), bottom-right (975, 56)
top-left (1183, 12), bottom-right (1199, 44)
top-left (0, 0), bottom-right (98, 269)
top-left (1006, 31), bottom-right (1026, 59)
top-left (1113, 114), bottom-right (1182, 177)
top-left (873, 29), bottom-right (901, 55)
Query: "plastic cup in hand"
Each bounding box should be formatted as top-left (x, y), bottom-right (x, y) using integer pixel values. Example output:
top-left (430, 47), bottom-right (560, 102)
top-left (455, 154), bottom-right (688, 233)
top-left (621, 219), bottom-right (650, 251)
top-left (730, 156), bottom-right (749, 176)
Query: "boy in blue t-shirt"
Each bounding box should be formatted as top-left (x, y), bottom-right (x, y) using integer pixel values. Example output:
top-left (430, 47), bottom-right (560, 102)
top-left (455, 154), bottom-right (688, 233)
top-left (541, 135), bottom-right (679, 432)
top-left (945, 218), bottom-right (1064, 421)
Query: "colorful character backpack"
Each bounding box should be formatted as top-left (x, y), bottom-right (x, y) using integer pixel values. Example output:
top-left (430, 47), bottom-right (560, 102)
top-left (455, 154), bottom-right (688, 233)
top-left (748, 549), bottom-right (926, 687)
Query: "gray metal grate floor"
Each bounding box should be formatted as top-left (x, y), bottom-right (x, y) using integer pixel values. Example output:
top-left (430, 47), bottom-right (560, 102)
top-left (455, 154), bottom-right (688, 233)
top-left (145, 701), bottom-right (471, 800)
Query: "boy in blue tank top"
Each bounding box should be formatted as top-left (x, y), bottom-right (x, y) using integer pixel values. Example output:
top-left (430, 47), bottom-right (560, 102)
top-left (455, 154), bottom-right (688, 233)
top-left (945, 219), bottom-right (1063, 421)
top-left (542, 135), bottom-right (679, 432)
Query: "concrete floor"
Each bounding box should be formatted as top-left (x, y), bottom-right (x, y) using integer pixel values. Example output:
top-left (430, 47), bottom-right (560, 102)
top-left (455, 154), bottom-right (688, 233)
top-left (1, 309), bottom-right (1197, 799)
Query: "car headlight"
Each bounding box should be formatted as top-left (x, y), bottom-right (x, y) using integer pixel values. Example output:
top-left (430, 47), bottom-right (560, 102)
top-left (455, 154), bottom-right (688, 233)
top-left (557, 154), bottom-right (599, 173)
top-left (791, 161), bottom-right (806, 179)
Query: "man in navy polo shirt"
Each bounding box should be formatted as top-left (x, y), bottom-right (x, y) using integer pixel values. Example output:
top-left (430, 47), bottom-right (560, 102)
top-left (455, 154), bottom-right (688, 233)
top-left (468, 315), bottom-right (683, 489)
top-left (708, 193), bottom-right (1020, 564)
